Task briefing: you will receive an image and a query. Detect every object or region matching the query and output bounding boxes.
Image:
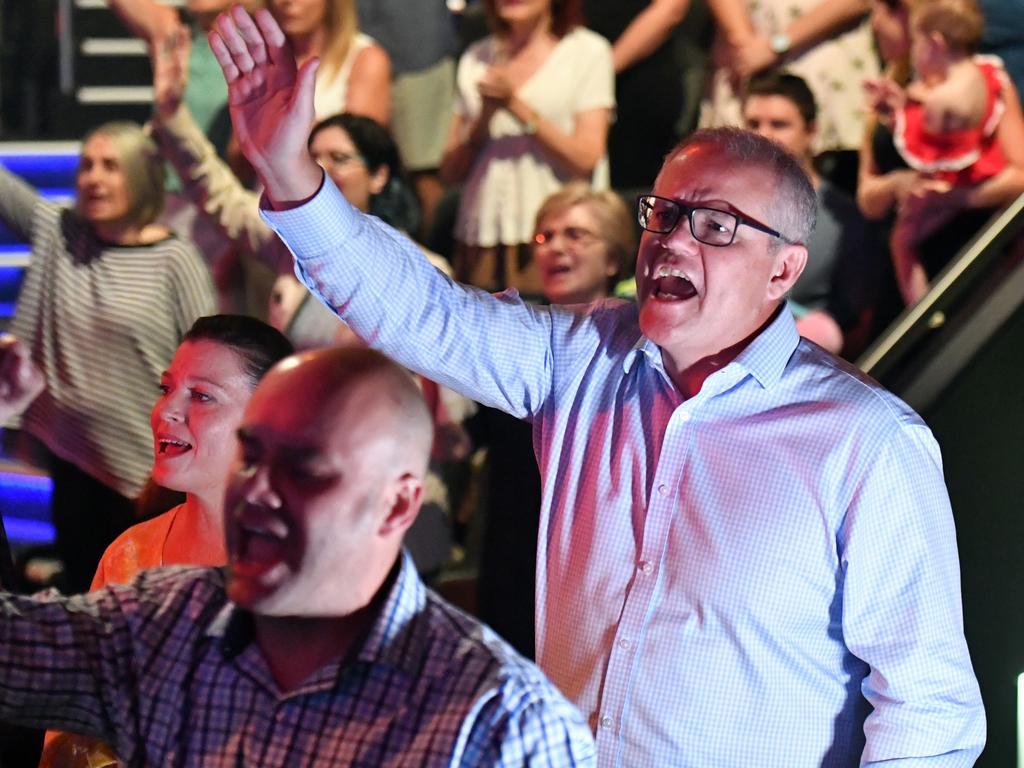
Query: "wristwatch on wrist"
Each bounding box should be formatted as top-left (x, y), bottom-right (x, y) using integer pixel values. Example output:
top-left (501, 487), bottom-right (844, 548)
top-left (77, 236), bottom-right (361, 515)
top-left (770, 32), bottom-right (792, 56)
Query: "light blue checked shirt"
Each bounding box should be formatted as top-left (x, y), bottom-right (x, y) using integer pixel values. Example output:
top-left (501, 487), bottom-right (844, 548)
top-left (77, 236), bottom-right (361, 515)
top-left (262, 177), bottom-right (986, 768)
top-left (0, 552), bottom-right (596, 766)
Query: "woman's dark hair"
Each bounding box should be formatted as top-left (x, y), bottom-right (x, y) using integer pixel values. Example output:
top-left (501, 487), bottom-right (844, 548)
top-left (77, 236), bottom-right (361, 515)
top-left (308, 113), bottom-right (421, 234)
top-left (182, 314), bottom-right (294, 387)
top-left (483, 0), bottom-right (584, 37)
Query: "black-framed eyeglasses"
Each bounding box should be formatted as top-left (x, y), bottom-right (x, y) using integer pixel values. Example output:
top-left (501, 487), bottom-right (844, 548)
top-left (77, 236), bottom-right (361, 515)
top-left (636, 194), bottom-right (787, 247)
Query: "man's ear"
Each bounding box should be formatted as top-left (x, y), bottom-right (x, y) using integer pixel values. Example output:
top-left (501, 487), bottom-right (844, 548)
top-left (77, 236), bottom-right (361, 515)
top-left (767, 243), bottom-right (808, 301)
top-left (378, 473), bottom-right (422, 537)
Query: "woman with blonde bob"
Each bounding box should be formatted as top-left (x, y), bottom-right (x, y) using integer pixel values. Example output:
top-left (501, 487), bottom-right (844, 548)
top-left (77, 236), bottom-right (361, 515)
top-left (531, 182), bottom-right (634, 304)
top-left (0, 120), bottom-right (216, 595)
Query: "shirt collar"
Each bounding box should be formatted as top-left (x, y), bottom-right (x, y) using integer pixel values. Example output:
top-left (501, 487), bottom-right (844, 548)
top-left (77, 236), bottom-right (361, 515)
top-left (729, 304), bottom-right (800, 389)
top-left (206, 551), bottom-right (429, 677)
top-left (622, 303), bottom-right (800, 390)
top-left (353, 549), bottom-right (430, 674)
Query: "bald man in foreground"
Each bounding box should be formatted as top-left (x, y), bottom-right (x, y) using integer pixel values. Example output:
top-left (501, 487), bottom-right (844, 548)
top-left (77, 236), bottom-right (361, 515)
top-left (0, 348), bottom-right (595, 767)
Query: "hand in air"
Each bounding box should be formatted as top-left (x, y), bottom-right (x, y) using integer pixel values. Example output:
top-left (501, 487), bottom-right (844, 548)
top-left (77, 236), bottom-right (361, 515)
top-left (731, 35), bottom-right (776, 78)
top-left (208, 5), bottom-right (322, 204)
top-left (0, 335), bottom-right (44, 422)
top-left (151, 24), bottom-right (191, 121)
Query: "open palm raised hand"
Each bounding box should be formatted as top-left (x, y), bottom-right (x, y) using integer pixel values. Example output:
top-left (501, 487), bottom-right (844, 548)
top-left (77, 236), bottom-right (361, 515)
top-left (208, 6), bottom-right (322, 204)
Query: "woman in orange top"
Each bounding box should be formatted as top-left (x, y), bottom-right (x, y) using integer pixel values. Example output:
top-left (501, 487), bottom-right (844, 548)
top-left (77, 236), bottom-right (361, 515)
top-left (40, 314), bottom-right (292, 768)
top-left (91, 314), bottom-right (293, 586)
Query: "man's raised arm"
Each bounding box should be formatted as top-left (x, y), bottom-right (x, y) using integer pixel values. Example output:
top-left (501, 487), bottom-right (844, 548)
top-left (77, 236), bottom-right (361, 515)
top-left (208, 6), bottom-right (322, 207)
top-left (207, 7), bottom-right (565, 420)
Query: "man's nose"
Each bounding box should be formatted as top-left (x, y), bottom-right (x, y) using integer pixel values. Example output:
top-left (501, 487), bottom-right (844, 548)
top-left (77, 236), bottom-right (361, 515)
top-left (241, 462), bottom-right (282, 509)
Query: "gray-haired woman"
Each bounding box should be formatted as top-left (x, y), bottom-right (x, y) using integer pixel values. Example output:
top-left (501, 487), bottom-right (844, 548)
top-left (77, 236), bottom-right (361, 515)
top-left (0, 120), bottom-right (216, 593)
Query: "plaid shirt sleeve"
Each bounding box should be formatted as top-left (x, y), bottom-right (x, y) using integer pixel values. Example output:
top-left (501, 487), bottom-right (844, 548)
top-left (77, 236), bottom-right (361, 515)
top-left (0, 585), bottom-right (139, 746)
top-left (457, 682), bottom-right (597, 767)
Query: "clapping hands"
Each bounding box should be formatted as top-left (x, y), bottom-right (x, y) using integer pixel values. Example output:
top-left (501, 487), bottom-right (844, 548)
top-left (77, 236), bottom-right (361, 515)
top-left (477, 65), bottom-right (516, 109)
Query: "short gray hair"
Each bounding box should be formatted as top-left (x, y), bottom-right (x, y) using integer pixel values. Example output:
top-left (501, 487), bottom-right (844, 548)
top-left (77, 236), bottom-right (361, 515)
top-left (664, 127), bottom-right (817, 247)
top-left (80, 121), bottom-right (166, 228)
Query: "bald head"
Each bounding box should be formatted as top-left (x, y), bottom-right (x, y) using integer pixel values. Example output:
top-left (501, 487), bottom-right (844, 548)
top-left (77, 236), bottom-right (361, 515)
top-left (257, 347), bottom-right (434, 480)
top-left (224, 347), bottom-right (435, 617)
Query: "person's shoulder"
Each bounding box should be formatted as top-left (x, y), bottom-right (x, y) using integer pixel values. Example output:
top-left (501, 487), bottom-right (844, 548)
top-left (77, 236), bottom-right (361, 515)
top-left (562, 25), bottom-right (613, 58)
top-left (462, 34), bottom-right (497, 63)
top-left (420, 589), bottom-right (585, 715)
top-left (351, 37), bottom-right (391, 78)
top-left (103, 565), bottom-right (228, 622)
top-left (817, 179), bottom-right (865, 231)
top-left (547, 298), bottom-right (641, 360)
top-left (153, 233), bottom-right (214, 282)
top-left (94, 509), bottom-right (178, 588)
top-left (92, 564), bottom-right (225, 613)
top-left (790, 340), bottom-right (925, 429)
top-left (817, 178), bottom-right (857, 212)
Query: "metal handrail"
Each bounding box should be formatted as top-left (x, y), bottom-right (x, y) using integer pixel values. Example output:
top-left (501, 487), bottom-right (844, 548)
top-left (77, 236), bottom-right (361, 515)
top-left (857, 193), bottom-right (1024, 379)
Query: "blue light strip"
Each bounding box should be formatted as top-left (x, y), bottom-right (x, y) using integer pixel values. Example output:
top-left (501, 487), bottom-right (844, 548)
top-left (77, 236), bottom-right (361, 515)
top-left (2, 516), bottom-right (55, 545)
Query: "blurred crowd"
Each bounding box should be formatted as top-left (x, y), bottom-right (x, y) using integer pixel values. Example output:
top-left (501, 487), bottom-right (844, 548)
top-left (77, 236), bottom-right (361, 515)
top-left (0, 0), bottom-right (1023, 683)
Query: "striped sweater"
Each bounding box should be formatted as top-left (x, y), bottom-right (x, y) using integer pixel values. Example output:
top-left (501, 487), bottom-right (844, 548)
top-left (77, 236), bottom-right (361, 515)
top-left (0, 165), bottom-right (216, 498)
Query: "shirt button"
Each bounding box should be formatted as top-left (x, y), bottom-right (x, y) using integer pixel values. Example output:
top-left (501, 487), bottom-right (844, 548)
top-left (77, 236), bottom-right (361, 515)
top-left (678, 409), bottom-right (691, 422)
top-left (617, 637), bottom-right (631, 649)
top-left (657, 484), bottom-right (669, 496)
top-left (600, 715), bottom-right (613, 728)
top-left (638, 560), bottom-right (653, 575)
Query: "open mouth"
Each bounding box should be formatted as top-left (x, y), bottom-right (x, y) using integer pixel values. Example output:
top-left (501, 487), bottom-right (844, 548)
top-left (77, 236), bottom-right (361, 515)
top-left (546, 264), bottom-right (573, 278)
top-left (651, 265), bottom-right (698, 301)
top-left (233, 514), bottom-right (290, 573)
top-left (157, 438), bottom-right (193, 456)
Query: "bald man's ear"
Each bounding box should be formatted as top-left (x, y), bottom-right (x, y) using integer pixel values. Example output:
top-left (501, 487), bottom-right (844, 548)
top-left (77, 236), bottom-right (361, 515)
top-left (379, 474), bottom-right (422, 537)
top-left (767, 243), bottom-right (808, 301)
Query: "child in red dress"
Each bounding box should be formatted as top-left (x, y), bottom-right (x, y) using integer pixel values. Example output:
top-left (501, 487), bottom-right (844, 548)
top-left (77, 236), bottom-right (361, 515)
top-left (865, 0), bottom-right (1011, 304)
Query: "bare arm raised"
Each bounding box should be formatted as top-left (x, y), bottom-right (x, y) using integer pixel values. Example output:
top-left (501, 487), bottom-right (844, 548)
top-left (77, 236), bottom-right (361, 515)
top-left (207, 6), bottom-right (322, 207)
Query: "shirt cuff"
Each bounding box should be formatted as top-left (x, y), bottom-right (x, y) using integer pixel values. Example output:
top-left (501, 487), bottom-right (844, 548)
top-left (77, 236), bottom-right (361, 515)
top-left (259, 172), bottom-right (358, 259)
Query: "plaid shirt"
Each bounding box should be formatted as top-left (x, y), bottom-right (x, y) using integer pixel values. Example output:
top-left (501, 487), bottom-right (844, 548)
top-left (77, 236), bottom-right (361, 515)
top-left (0, 553), bottom-right (595, 767)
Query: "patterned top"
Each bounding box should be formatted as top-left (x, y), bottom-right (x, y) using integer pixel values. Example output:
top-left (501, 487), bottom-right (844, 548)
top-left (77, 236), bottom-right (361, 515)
top-left (0, 554), bottom-right (596, 767)
top-left (262, 178), bottom-right (986, 767)
top-left (453, 27), bottom-right (615, 247)
top-left (700, 0), bottom-right (879, 152)
top-left (0, 165), bottom-right (216, 498)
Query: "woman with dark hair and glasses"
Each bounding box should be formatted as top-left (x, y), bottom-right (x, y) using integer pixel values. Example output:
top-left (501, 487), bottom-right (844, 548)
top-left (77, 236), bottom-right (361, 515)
top-left (150, 36), bottom-right (438, 347)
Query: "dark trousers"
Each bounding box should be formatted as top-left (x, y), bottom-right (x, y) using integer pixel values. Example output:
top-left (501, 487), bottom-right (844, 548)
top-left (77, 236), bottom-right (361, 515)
top-left (48, 454), bottom-right (136, 594)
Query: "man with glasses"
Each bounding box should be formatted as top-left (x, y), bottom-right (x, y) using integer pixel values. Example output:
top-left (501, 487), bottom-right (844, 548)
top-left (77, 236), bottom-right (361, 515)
top-left (208, 7), bottom-right (985, 766)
